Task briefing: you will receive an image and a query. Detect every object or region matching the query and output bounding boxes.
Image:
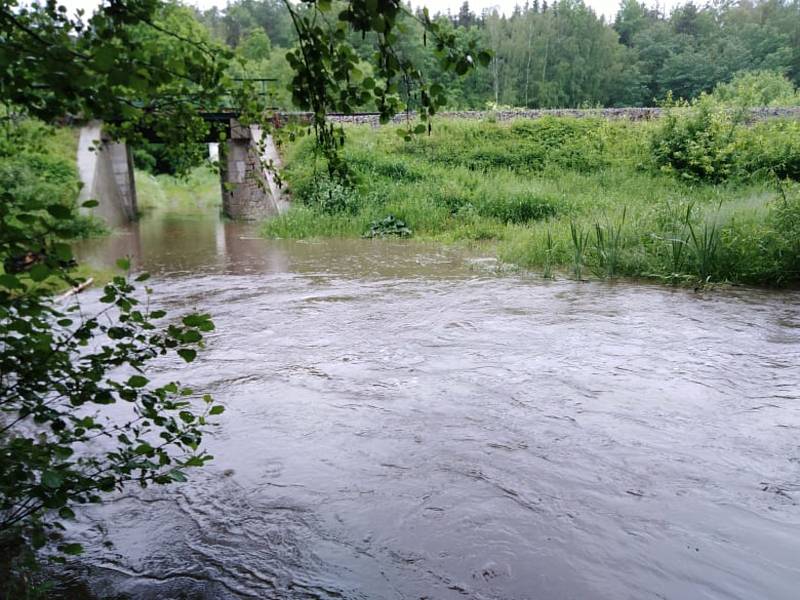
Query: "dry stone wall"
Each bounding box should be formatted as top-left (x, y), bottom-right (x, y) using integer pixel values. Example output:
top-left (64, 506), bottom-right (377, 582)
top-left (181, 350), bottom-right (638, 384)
top-left (314, 106), bottom-right (800, 127)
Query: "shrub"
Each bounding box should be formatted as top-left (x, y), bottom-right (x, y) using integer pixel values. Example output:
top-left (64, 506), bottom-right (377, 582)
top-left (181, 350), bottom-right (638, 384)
top-left (738, 120), bottom-right (800, 181)
top-left (712, 70), bottom-right (800, 108)
top-left (131, 142), bottom-right (207, 176)
top-left (772, 183), bottom-right (800, 278)
top-left (363, 214), bottom-right (412, 238)
top-left (300, 175), bottom-right (361, 214)
top-left (650, 96), bottom-right (739, 182)
top-left (0, 124), bottom-right (103, 239)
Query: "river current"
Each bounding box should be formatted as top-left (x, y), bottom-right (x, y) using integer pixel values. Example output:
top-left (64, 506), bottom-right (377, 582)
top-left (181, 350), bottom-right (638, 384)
top-left (66, 209), bottom-right (800, 600)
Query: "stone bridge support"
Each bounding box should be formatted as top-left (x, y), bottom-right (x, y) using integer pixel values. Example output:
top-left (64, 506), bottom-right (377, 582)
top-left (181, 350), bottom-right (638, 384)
top-left (77, 121), bottom-right (138, 227)
top-left (77, 119), bottom-right (289, 225)
top-left (220, 121), bottom-right (288, 220)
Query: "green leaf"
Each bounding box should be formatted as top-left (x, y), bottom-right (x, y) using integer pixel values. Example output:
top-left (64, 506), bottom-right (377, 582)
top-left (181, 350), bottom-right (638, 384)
top-left (42, 470), bottom-right (64, 489)
top-left (209, 405), bottom-right (225, 416)
top-left (177, 348), bottom-right (197, 363)
top-left (182, 314), bottom-right (212, 328)
top-left (29, 264), bottom-right (51, 282)
top-left (127, 375), bottom-right (148, 388)
top-left (134, 442), bottom-right (153, 455)
top-left (59, 543), bottom-right (84, 556)
top-left (81, 199), bottom-right (99, 208)
top-left (93, 44), bottom-right (117, 71)
top-left (169, 470), bottom-right (188, 482)
top-left (0, 274), bottom-right (24, 290)
top-left (53, 243), bottom-right (73, 262)
top-left (116, 258), bottom-right (131, 271)
top-left (59, 507), bottom-right (76, 520)
top-left (47, 204), bottom-right (72, 219)
top-left (31, 529), bottom-right (47, 549)
top-left (135, 272), bottom-right (150, 282)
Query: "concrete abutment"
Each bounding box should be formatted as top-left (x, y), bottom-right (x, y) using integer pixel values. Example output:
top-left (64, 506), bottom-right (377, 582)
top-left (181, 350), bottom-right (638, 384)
top-left (77, 119), bottom-right (288, 226)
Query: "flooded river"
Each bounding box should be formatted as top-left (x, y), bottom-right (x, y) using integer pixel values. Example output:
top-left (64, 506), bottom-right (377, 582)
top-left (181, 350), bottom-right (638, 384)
top-left (68, 209), bottom-right (800, 599)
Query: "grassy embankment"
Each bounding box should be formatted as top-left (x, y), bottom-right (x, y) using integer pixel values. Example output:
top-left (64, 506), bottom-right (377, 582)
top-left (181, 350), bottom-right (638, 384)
top-left (134, 165), bottom-right (221, 214)
top-left (0, 122), bottom-right (115, 289)
top-left (265, 112), bottom-right (800, 286)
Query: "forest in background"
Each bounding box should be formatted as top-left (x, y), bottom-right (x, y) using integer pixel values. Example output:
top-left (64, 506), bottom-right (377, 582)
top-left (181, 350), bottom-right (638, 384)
top-left (194, 0), bottom-right (800, 110)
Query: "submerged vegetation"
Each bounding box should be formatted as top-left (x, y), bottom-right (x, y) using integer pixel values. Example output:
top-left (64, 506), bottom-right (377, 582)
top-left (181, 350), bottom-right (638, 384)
top-left (267, 97), bottom-right (800, 286)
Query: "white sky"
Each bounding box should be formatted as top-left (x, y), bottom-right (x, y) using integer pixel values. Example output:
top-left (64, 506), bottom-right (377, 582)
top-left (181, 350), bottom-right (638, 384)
top-left (65, 0), bottom-right (684, 23)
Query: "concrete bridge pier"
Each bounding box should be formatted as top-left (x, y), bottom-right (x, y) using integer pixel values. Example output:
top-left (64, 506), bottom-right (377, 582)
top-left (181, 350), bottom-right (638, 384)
top-left (78, 119), bottom-right (288, 226)
top-left (220, 120), bottom-right (288, 221)
top-left (77, 121), bottom-right (138, 227)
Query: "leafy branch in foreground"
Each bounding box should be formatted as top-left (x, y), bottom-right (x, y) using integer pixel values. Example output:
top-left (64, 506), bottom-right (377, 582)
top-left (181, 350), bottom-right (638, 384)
top-left (0, 190), bottom-right (224, 583)
top-left (281, 0), bottom-right (489, 179)
top-left (1, 0), bottom-right (231, 589)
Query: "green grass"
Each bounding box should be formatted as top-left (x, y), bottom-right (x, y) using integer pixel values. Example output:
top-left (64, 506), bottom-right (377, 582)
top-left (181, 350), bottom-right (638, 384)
top-left (135, 165), bottom-right (221, 213)
top-left (266, 117), bottom-right (800, 286)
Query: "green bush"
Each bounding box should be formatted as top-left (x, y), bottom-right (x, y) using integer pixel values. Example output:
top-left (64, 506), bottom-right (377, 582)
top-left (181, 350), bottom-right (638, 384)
top-left (738, 120), bottom-right (800, 181)
top-left (712, 70), bottom-right (800, 108)
top-left (651, 90), bottom-right (800, 183)
top-left (0, 125), bottom-right (103, 239)
top-left (301, 176), bottom-right (362, 214)
top-left (132, 142), bottom-right (207, 176)
top-left (772, 184), bottom-right (800, 278)
top-left (650, 97), bottom-right (738, 182)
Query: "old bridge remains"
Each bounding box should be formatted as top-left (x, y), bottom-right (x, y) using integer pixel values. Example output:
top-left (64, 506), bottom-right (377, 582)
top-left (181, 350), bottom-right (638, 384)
top-left (77, 113), bottom-right (288, 226)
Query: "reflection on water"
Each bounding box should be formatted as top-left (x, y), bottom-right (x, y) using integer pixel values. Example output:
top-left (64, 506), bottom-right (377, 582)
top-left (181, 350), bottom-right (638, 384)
top-left (65, 208), bottom-right (800, 600)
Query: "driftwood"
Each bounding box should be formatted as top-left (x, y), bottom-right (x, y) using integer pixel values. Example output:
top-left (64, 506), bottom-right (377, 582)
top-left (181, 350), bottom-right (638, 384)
top-left (56, 277), bottom-right (94, 303)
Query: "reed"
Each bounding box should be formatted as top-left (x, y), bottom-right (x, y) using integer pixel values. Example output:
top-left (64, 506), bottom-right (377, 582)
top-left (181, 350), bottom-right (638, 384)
top-left (570, 220), bottom-right (590, 280)
top-left (543, 228), bottom-right (555, 279)
top-left (688, 215), bottom-right (721, 282)
top-left (593, 206), bottom-right (626, 278)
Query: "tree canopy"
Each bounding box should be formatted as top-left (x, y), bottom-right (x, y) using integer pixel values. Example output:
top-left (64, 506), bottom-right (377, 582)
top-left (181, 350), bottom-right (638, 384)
top-left (201, 0), bottom-right (800, 109)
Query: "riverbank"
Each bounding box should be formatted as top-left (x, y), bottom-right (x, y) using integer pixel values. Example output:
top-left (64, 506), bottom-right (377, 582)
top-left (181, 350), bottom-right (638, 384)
top-left (135, 165), bottom-right (221, 214)
top-left (265, 113), bottom-right (800, 286)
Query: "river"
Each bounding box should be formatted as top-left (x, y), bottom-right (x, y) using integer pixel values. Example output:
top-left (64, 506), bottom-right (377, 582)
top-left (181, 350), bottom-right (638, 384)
top-left (66, 207), bottom-right (800, 599)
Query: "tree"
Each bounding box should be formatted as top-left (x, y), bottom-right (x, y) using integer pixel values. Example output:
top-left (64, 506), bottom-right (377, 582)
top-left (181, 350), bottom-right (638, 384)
top-left (239, 27), bottom-right (272, 61)
top-left (281, 0), bottom-right (488, 177)
top-left (457, 1), bottom-right (476, 28)
top-left (0, 0), bottom-right (231, 587)
top-left (614, 0), bottom-right (649, 46)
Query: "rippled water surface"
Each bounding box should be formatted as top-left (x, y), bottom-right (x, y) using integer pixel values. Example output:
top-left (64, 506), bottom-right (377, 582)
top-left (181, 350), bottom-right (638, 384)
top-left (68, 210), bottom-right (800, 599)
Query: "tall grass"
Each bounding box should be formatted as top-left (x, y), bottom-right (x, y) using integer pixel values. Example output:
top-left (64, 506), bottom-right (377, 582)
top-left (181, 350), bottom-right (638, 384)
top-left (270, 116), bottom-right (800, 286)
top-left (570, 221), bottom-right (590, 280)
top-left (593, 206), bottom-right (626, 278)
top-left (135, 165), bottom-right (221, 213)
top-left (688, 214), bottom-right (721, 282)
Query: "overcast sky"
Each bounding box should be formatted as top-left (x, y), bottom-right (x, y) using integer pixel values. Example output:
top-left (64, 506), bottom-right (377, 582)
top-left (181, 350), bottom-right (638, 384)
top-left (65, 0), bottom-right (685, 23)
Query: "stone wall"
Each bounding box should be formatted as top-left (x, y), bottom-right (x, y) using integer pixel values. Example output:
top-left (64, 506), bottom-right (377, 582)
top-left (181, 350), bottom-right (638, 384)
top-left (314, 106), bottom-right (800, 127)
top-left (221, 121), bottom-right (288, 220)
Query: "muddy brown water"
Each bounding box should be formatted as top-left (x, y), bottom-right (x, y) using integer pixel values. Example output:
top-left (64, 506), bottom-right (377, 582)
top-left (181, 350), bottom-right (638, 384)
top-left (65, 209), bottom-right (800, 600)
